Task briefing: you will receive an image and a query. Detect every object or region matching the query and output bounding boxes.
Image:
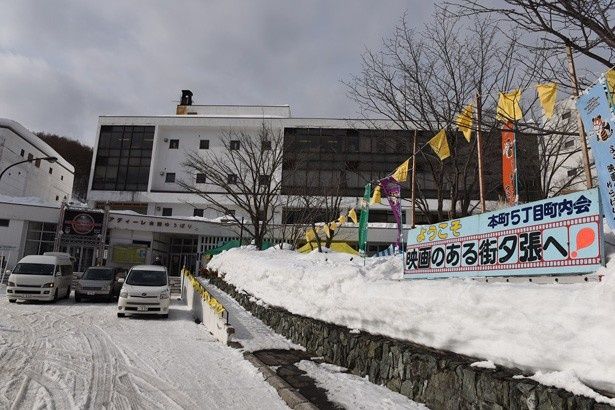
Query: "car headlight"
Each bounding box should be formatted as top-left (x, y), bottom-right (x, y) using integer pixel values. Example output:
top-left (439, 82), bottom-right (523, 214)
top-left (119, 290), bottom-right (128, 298)
top-left (42, 283), bottom-right (55, 288)
top-left (159, 291), bottom-right (169, 300)
top-left (8, 281), bottom-right (15, 287)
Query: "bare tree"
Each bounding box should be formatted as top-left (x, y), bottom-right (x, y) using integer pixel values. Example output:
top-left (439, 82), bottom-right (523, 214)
top-left (346, 8), bottom-right (580, 221)
top-left (179, 123), bottom-right (284, 249)
top-left (449, 0), bottom-right (615, 67)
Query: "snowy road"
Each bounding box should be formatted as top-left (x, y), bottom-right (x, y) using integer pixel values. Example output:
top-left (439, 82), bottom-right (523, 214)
top-left (0, 290), bottom-right (288, 410)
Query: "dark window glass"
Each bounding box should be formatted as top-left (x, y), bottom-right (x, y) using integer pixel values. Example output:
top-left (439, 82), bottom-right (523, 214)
top-left (162, 207), bottom-right (173, 216)
top-left (13, 263), bottom-right (54, 275)
top-left (261, 140), bottom-right (272, 151)
top-left (20, 149), bottom-right (24, 157)
top-left (230, 140), bottom-right (240, 150)
top-left (165, 173), bottom-right (176, 183)
top-left (199, 140), bottom-right (209, 149)
top-left (259, 175), bottom-right (270, 186)
top-left (169, 139), bottom-right (179, 149)
top-left (0, 219), bottom-right (9, 227)
top-left (227, 174), bottom-right (238, 184)
top-left (61, 175), bottom-right (64, 181)
top-left (92, 125), bottom-right (154, 191)
top-left (27, 153), bottom-right (33, 161)
top-left (126, 269), bottom-right (167, 286)
top-left (49, 167), bottom-right (53, 174)
top-left (564, 140), bottom-right (575, 148)
top-left (83, 267), bottom-right (113, 280)
top-left (196, 173), bottom-right (206, 183)
top-left (193, 208), bottom-right (204, 217)
top-left (35, 159), bottom-right (41, 168)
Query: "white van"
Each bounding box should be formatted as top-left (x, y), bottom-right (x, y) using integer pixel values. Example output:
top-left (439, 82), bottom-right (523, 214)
top-left (117, 265), bottom-right (170, 318)
top-left (6, 252), bottom-right (74, 303)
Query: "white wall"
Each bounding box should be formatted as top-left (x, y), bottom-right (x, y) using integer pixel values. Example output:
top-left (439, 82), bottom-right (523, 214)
top-left (0, 120), bottom-right (74, 202)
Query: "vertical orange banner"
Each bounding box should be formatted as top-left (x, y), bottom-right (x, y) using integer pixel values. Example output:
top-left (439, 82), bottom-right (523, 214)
top-left (502, 121), bottom-right (517, 205)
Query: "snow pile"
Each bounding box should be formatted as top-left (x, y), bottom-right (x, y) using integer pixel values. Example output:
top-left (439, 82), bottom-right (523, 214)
top-left (522, 371), bottom-right (615, 407)
top-left (209, 247), bottom-right (615, 395)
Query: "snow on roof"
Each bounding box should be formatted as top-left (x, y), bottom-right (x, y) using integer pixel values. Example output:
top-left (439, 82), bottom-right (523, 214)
top-left (0, 194), bottom-right (59, 208)
top-left (0, 118), bottom-right (74, 173)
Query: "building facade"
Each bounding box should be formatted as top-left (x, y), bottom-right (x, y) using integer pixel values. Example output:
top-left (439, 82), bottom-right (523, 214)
top-left (0, 118), bottom-right (74, 202)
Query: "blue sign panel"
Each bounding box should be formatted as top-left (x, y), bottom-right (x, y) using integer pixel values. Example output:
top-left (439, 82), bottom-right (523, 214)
top-left (577, 79), bottom-right (615, 229)
top-left (403, 189), bottom-right (604, 279)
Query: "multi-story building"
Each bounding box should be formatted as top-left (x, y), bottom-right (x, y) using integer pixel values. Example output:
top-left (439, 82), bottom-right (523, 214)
top-left (0, 118), bottom-right (74, 202)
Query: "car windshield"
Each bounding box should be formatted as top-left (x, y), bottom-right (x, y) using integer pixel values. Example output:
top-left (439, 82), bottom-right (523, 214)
top-left (83, 268), bottom-right (114, 281)
top-left (125, 270), bottom-right (167, 286)
top-left (12, 263), bottom-right (55, 275)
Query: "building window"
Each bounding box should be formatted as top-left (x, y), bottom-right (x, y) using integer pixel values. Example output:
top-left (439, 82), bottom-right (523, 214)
top-left (227, 174), bottom-right (238, 184)
top-left (567, 168), bottom-right (579, 177)
top-left (564, 139), bottom-right (575, 149)
top-left (162, 207), bottom-right (173, 216)
top-left (562, 110), bottom-right (572, 119)
top-left (169, 139), bottom-right (179, 149)
top-left (24, 222), bottom-right (57, 256)
top-left (55, 195), bottom-right (59, 201)
top-left (20, 149), bottom-right (24, 157)
top-left (196, 173), bottom-right (206, 183)
top-left (35, 158), bottom-right (41, 168)
top-left (199, 139), bottom-right (209, 149)
top-left (258, 175), bottom-right (270, 186)
top-left (230, 140), bottom-right (240, 150)
top-left (165, 172), bottom-right (176, 183)
top-left (27, 153), bottom-right (33, 161)
top-left (0, 219), bottom-right (9, 227)
top-left (193, 208), bottom-right (204, 217)
top-left (49, 167), bottom-right (53, 174)
top-left (61, 175), bottom-right (64, 181)
top-left (261, 140), bottom-right (272, 151)
top-left (225, 210), bottom-right (236, 217)
top-left (92, 125), bottom-right (155, 191)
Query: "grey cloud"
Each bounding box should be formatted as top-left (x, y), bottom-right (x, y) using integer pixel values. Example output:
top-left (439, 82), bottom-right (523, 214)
top-left (0, 1), bottom-right (434, 146)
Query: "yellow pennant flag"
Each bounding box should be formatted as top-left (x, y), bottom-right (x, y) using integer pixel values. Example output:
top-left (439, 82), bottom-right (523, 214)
top-left (496, 89), bottom-right (523, 122)
top-left (371, 185), bottom-right (382, 204)
top-left (391, 159), bottom-right (410, 182)
top-left (305, 228), bottom-right (316, 242)
top-left (348, 208), bottom-right (358, 224)
top-left (323, 224), bottom-right (331, 238)
top-left (338, 214), bottom-right (347, 225)
top-left (607, 68), bottom-right (615, 107)
top-left (428, 129), bottom-right (450, 160)
top-left (329, 222), bottom-right (339, 231)
top-left (536, 83), bottom-right (557, 119)
top-left (455, 104), bottom-right (473, 142)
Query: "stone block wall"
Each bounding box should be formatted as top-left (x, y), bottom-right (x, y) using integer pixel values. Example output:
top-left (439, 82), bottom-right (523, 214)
top-left (206, 271), bottom-right (612, 409)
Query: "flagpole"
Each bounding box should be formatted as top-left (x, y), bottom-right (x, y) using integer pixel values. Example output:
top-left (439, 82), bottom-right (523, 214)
top-left (411, 130), bottom-right (418, 228)
top-left (566, 44), bottom-right (594, 189)
top-left (475, 92), bottom-right (486, 212)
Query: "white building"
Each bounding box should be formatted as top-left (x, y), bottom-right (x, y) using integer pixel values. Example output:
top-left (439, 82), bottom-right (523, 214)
top-left (0, 118), bottom-right (74, 202)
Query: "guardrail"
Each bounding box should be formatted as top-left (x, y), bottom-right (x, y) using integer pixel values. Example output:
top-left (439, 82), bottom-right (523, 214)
top-left (181, 268), bottom-right (234, 345)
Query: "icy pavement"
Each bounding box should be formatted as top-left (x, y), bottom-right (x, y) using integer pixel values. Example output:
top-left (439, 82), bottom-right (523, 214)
top-left (0, 290), bottom-right (288, 410)
top-left (203, 279), bottom-right (429, 409)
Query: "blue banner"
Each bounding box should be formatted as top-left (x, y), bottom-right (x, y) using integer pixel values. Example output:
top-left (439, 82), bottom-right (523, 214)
top-left (404, 189), bottom-right (604, 279)
top-left (577, 79), bottom-right (615, 229)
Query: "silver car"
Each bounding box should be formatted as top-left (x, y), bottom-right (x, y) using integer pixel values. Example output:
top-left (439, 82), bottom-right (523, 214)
top-left (75, 267), bottom-right (123, 302)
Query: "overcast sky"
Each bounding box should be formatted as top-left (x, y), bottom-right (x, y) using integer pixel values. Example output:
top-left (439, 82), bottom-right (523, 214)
top-left (0, 1), bottom-right (434, 146)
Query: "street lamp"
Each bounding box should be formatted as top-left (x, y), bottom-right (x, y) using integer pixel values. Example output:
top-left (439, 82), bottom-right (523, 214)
top-left (0, 156), bottom-right (58, 181)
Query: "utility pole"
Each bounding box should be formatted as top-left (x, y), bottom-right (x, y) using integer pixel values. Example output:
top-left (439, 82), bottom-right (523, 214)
top-left (566, 44), bottom-right (594, 188)
top-left (476, 92), bottom-right (486, 212)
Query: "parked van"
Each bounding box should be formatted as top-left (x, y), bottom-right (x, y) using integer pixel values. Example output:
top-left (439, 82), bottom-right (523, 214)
top-left (6, 252), bottom-right (74, 303)
top-left (117, 265), bottom-right (170, 318)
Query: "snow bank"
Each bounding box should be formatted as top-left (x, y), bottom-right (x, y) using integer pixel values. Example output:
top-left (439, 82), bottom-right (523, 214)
top-left (209, 247), bottom-right (615, 395)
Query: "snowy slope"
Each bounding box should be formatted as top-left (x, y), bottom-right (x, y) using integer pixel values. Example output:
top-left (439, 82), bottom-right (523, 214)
top-left (209, 246), bottom-right (615, 395)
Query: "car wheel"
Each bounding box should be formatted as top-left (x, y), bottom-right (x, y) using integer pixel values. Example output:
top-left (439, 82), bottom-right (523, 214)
top-left (75, 292), bottom-right (82, 302)
top-left (8, 299), bottom-right (16, 303)
top-left (53, 288), bottom-right (59, 301)
top-left (161, 313), bottom-right (169, 319)
top-left (117, 313), bottom-right (125, 318)
top-left (65, 286), bottom-right (71, 299)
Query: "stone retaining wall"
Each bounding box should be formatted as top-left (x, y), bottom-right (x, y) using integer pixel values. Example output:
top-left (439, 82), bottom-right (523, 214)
top-left (205, 271), bottom-right (612, 410)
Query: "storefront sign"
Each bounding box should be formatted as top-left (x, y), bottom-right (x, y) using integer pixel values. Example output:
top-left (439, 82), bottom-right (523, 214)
top-left (577, 78), bottom-right (615, 229)
top-left (112, 245), bottom-right (147, 265)
top-left (62, 209), bottom-right (104, 236)
top-left (404, 189), bottom-right (603, 279)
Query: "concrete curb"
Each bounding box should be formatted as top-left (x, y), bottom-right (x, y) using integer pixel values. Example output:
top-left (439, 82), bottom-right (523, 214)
top-left (244, 352), bottom-right (318, 410)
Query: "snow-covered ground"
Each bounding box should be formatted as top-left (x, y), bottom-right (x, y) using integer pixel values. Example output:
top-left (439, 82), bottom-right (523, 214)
top-left (0, 293), bottom-right (288, 409)
top-left (208, 246), bottom-right (615, 398)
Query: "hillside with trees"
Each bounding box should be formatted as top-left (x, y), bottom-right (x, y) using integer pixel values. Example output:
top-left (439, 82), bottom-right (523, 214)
top-left (36, 132), bottom-right (92, 201)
